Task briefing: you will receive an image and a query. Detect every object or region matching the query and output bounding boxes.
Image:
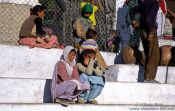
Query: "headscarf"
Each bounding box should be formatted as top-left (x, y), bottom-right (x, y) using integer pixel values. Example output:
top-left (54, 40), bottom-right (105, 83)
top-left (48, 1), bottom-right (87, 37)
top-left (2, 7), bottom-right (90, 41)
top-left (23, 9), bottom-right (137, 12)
top-left (60, 46), bottom-right (76, 76)
top-left (82, 3), bottom-right (93, 19)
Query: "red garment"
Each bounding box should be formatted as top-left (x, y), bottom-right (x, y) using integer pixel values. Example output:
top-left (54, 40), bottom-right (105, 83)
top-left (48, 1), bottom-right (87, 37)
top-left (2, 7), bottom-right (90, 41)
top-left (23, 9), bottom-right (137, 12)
top-left (19, 35), bottom-right (64, 49)
top-left (57, 61), bottom-right (80, 82)
top-left (160, 0), bottom-right (167, 15)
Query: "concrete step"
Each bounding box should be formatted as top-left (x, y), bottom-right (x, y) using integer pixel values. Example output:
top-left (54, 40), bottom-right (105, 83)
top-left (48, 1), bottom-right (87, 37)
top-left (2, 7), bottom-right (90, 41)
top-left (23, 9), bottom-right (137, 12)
top-left (0, 104), bottom-right (174, 111)
top-left (0, 44), bottom-right (175, 84)
top-left (139, 38), bottom-right (175, 51)
top-left (0, 44), bottom-right (116, 79)
top-left (0, 78), bottom-right (175, 105)
top-left (1, 59), bottom-right (175, 84)
top-left (105, 65), bottom-right (175, 84)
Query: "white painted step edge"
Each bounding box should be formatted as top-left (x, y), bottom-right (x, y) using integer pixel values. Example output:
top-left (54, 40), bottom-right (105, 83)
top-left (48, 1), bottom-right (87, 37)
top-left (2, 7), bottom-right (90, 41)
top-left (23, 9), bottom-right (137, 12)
top-left (0, 104), bottom-right (175, 111)
top-left (0, 78), bottom-right (175, 105)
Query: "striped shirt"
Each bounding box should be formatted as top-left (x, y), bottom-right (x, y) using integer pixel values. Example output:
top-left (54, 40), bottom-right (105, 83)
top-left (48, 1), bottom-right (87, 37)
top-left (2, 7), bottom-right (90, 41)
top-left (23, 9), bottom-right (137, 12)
top-left (81, 39), bottom-right (98, 51)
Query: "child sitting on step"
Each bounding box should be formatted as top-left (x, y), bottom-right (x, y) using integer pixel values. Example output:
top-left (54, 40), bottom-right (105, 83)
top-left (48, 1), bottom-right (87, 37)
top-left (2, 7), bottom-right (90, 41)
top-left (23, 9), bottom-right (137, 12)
top-left (80, 28), bottom-right (98, 52)
top-left (77, 49), bottom-right (105, 104)
top-left (80, 28), bottom-right (108, 69)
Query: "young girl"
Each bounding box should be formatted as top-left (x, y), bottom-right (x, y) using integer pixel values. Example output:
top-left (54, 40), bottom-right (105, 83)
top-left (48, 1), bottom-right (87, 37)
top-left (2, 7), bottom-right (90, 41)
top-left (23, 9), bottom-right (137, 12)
top-left (19, 5), bottom-right (63, 49)
top-left (51, 46), bottom-right (89, 106)
top-left (80, 28), bottom-right (98, 52)
top-left (77, 49), bottom-right (105, 104)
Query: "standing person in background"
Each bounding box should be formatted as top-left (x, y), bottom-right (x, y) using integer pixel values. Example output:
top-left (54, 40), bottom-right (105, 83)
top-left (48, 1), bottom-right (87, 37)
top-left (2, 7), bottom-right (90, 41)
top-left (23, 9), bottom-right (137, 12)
top-left (164, 8), bottom-right (174, 39)
top-left (169, 10), bottom-right (175, 39)
top-left (138, 0), bottom-right (160, 82)
top-left (165, 0), bottom-right (175, 40)
top-left (117, 0), bottom-right (131, 51)
top-left (80, 0), bottom-right (103, 29)
top-left (156, 0), bottom-right (167, 37)
top-left (115, 0), bottom-right (133, 64)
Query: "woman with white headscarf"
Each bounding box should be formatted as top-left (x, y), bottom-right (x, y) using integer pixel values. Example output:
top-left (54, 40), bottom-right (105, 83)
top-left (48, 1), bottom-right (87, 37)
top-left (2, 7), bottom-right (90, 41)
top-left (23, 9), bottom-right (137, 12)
top-left (51, 46), bottom-right (89, 106)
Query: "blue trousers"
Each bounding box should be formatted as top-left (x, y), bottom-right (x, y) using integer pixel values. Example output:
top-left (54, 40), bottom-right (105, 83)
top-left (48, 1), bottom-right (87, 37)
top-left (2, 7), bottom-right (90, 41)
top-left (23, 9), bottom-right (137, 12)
top-left (79, 73), bottom-right (104, 102)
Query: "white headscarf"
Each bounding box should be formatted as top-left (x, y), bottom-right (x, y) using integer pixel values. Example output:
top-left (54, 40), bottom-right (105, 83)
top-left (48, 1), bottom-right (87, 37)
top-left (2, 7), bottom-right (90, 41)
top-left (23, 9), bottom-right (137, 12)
top-left (60, 46), bottom-right (76, 76)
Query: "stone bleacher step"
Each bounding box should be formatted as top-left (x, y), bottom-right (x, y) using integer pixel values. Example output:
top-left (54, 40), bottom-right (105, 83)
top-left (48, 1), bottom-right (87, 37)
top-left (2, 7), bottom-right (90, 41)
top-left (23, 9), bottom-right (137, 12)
top-left (0, 44), bottom-right (115, 79)
top-left (1, 62), bottom-right (175, 84)
top-left (105, 64), bottom-right (175, 84)
top-left (139, 38), bottom-right (175, 50)
top-left (0, 78), bottom-right (175, 105)
top-left (0, 43), bottom-right (175, 84)
top-left (0, 103), bottom-right (174, 111)
top-left (1, 44), bottom-right (175, 84)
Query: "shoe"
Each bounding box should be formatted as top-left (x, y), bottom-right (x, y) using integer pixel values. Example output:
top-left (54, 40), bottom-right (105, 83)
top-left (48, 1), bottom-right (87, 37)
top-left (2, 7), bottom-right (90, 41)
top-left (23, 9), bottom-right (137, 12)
top-left (55, 98), bottom-right (75, 107)
top-left (77, 98), bottom-right (85, 104)
top-left (87, 100), bottom-right (98, 104)
top-left (144, 80), bottom-right (160, 83)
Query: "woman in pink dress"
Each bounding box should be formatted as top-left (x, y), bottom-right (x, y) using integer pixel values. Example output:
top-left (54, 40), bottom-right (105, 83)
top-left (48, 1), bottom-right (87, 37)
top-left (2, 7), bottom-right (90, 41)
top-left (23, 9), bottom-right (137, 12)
top-left (19, 5), bottom-right (64, 49)
top-left (51, 46), bottom-right (89, 106)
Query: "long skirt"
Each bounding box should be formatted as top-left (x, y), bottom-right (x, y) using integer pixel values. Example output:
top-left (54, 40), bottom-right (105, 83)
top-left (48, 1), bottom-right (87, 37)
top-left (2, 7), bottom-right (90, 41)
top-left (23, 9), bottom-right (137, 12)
top-left (18, 35), bottom-right (64, 49)
top-left (52, 80), bottom-right (90, 101)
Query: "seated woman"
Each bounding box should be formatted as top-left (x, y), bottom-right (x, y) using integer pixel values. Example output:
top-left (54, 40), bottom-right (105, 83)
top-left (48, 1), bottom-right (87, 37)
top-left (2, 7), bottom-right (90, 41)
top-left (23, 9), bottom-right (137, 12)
top-left (19, 5), bottom-right (63, 49)
top-left (77, 49), bottom-right (105, 104)
top-left (73, 3), bottom-right (93, 46)
top-left (51, 46), bottom-right (89, 106)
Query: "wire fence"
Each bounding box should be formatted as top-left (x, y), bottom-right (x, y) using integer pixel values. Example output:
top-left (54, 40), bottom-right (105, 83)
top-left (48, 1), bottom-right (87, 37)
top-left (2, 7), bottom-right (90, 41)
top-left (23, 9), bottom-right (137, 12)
top-left (0, 0), bottom-right (116, 51)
